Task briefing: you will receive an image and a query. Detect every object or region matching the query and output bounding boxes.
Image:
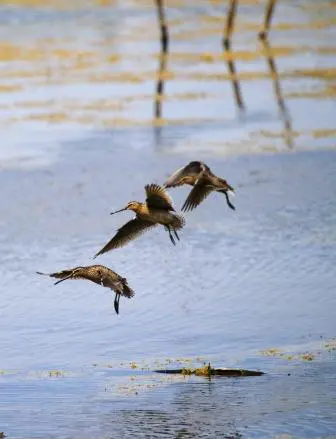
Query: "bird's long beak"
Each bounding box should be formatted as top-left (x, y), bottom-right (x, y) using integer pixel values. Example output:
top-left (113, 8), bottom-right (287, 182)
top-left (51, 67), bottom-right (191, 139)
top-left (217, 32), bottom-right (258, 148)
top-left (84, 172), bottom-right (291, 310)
top-left (110, 207), bottom-right (128, 215)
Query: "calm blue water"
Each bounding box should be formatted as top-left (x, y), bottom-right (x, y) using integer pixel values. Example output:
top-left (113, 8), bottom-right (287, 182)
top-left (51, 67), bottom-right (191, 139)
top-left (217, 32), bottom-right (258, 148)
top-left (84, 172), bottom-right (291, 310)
top-left (1, 132), bottom-right (336, 438)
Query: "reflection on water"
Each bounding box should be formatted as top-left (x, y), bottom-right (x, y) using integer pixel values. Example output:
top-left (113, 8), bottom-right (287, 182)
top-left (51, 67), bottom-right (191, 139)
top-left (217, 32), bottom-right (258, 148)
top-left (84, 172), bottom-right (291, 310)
top-left (260, 37), bottom-right (294, 149)
top-left (0, 1), bottom-right (336, 438)
top-left (0, 0), bottom-right (335, 156)
top-left (154, 0), bottom-right (169, 119)
top-left (223, 0), bottom-right (245, 112)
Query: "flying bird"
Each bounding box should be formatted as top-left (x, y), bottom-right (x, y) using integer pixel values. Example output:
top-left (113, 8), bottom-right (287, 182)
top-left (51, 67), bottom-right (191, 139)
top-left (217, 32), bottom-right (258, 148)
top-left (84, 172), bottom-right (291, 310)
top-left (37, 264), bottom-right (134, 314)
top-left (164, 161), bottom-right (235, 212)
top-left (94, 183), bottom-right (185, 257)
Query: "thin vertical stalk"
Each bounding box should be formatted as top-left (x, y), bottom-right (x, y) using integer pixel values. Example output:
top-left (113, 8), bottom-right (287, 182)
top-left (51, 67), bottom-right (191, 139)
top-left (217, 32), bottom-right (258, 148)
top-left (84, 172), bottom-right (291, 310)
top-left (155, 0), bottom-right (169, 119)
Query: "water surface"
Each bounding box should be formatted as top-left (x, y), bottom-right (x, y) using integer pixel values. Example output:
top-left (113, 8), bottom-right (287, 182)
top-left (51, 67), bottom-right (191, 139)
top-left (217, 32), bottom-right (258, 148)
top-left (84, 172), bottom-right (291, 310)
top-left (0, 1), bottom-right (335, 438)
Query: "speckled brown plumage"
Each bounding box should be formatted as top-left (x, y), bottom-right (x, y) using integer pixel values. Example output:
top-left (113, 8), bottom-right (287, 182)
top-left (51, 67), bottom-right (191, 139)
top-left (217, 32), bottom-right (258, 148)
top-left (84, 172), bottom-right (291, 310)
top-left (164, 161), bottom-right (235, 212)
top-left (37, 265), bottom-right (134, 314)
top-left (94, 183), bottom-right (185, 257)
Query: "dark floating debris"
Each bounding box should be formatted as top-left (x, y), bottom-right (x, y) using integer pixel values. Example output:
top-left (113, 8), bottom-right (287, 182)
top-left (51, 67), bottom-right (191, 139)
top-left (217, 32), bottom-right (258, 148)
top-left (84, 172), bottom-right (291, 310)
top-left (154, 363), bottom-right (264, 377)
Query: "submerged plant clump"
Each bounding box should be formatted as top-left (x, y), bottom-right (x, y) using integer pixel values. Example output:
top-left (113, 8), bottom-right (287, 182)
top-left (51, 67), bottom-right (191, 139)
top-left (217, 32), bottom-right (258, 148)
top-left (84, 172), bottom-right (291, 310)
top-left (182, 363), bottom-right (212, 377)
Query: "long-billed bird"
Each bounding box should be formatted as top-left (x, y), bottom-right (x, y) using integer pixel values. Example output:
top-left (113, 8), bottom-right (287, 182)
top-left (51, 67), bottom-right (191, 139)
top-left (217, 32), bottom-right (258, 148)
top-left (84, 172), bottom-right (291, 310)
top-left (37, 264), bottom-right (134, 314)
top-left (164, 161), bottom-right (235, 212)
top-left (94, 183), bottom-right (185, 258)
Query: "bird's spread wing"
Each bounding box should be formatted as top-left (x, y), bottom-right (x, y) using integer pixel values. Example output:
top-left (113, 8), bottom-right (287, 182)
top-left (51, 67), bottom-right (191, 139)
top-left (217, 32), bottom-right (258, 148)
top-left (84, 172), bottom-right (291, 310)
top-left (181, 181), bottom-right (214, 212)
top-left (145, 184), bottom-right (175, 211)
top-left (94, 218), bottom-right (156, 257)
top-left (164, 161), bottom-right (208, 188)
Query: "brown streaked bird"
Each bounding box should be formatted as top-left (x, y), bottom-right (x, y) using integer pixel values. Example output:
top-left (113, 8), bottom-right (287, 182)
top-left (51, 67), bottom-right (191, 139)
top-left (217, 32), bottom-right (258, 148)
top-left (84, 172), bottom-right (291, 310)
top-left (36, 265), bottom-right (134, 315)
top-left (94, 184), bottom-right (185, 258)
top-left (164, 161), bottom-right (235, 212)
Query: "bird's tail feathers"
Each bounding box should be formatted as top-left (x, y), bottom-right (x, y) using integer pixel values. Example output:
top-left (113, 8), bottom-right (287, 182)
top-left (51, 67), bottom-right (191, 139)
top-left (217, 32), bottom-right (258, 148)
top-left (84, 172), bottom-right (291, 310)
top-left (172, 213), bottom-right (185, 230)
top-left (121, 278), bottom-right (135, 298)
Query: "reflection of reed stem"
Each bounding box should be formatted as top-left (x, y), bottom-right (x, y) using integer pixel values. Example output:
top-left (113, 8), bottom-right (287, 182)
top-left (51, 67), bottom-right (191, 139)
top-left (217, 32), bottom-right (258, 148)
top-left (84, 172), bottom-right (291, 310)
top-left (155, 0), bottom-right (169, 118)
top-left (224, 42), bottom-right (244, 111)
top-left (261, 38), bottom-right (294, 149)
top-left (259, 0), bottom-right (277, 40)
top-left (223, 0), bottom-right (244, 111)
top-left (223, 0), bottom-right (237, 50)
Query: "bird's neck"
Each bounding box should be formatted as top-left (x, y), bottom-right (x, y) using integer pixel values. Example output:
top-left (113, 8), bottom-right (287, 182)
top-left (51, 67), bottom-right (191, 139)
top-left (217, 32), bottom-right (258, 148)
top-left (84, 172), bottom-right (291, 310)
top-left (133, 203), bottom-right (148, 215)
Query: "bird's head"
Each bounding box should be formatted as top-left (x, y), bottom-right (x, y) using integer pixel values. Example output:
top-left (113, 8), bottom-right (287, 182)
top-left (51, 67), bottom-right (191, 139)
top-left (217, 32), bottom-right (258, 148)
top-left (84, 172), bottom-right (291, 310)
top-left (219, 178), bottom-right (235, 195)
top-left (125, 201), bottom-right (142, 212)
top-left (110, 201), bottom-right (142, 215)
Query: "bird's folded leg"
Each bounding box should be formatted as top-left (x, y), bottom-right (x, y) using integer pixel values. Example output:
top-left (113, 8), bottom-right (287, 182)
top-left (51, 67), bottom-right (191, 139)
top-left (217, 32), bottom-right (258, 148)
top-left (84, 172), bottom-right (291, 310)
top-left (167, 227), bottom-right (176, 245)
top-left (173, 229), bottom-right (180, 241)
top-left (114, 293), bottom-right (120, 314)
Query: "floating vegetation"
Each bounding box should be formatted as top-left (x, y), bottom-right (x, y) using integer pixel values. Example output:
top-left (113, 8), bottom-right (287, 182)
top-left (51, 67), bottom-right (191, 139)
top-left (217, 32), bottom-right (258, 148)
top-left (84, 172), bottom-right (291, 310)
top-left (19, 369), bottom-right (79, 379)
top-left (324, 337), bottom-right (336, 352)
top-left (260, 347), bottom-right (284, 357)
top-left (300, 353), bottom-right (314, 362)
top-left (286, 84), bottom-right (336, 100)
top-left (260, 347), bottom-right (317, 362)
top-left (48, 370), bottom-right (64, 377)
top-left (175, 357), bottom-right (193, 364)
top-left (0, 369), bottom-right (17, 376)
top-left (258, 128), bottom-right (336, 141)
top-left (155, 362), bottom-right (264, 377)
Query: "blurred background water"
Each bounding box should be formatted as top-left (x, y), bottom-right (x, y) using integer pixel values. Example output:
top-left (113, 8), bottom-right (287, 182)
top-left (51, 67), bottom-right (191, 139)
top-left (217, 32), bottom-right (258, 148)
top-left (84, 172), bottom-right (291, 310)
top-left (0, 1), bottom-right (335, 438)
